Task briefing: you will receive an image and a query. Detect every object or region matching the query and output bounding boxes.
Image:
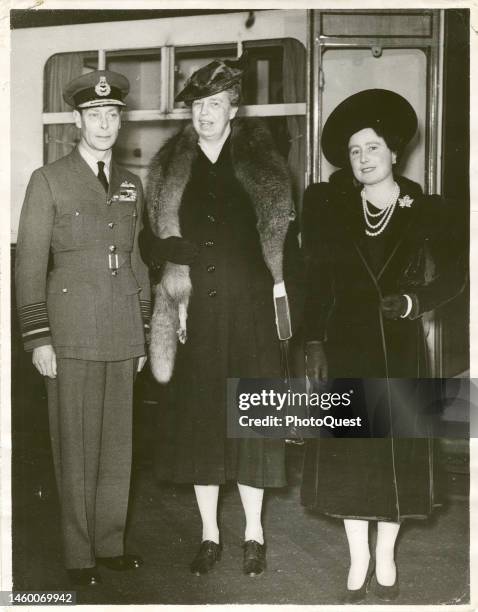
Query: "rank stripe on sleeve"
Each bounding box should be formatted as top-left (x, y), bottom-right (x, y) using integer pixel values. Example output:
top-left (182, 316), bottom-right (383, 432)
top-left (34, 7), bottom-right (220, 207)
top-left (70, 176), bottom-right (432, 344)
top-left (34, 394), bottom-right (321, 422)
top-left (19, 302), bottom-right (51, 340)
top-left (140, 299), bottom-right (151, 325)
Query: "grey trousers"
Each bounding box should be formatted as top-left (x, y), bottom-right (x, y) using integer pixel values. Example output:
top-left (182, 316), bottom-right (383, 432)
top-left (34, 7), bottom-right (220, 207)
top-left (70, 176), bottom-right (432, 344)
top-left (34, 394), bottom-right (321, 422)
top-left (46, 358), bottom-right (136, 569)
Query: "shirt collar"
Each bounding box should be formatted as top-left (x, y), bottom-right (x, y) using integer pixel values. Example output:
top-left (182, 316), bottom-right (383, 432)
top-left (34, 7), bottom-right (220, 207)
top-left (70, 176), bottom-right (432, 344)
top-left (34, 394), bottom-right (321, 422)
top-left (78, 142), bottom-right (112, 178)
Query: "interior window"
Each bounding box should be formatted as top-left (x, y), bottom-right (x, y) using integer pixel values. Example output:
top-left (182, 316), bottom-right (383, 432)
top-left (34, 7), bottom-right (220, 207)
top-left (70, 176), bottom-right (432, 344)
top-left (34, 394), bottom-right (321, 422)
top-left (43, 38), bottom-right (306, 208)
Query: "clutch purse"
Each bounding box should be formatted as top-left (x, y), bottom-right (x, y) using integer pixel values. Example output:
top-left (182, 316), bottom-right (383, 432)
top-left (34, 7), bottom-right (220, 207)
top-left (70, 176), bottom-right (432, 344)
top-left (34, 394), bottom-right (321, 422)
top-left (400, 238), bottom-right (437, 289)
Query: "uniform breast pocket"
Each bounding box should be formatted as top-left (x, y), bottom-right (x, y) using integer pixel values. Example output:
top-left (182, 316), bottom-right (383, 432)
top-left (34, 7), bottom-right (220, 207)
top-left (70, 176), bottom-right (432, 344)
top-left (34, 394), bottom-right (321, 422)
top-left (116, 205), bottom-right (138, 248)
top-left (69, 210), bottom-right (98, 245)
top-left (47, 281), bottom-right (98, 348)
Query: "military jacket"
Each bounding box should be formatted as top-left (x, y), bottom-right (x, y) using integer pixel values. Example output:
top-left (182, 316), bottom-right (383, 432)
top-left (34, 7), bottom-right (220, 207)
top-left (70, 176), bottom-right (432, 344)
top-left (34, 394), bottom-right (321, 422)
top-left (16, 148), bottom-right (151, 361)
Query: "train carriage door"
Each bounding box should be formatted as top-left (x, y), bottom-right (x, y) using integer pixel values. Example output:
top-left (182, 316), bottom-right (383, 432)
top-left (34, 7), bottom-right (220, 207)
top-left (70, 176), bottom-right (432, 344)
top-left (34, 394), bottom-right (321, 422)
top-left (310, 10), bottom-right (441, 192)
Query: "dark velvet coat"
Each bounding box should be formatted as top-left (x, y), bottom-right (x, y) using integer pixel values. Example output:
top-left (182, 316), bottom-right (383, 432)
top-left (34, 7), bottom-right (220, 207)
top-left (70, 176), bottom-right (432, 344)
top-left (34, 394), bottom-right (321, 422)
top-left (147, 129), bottom-right (303, 487)
top-left (300, 173), bottom-right (466, 520)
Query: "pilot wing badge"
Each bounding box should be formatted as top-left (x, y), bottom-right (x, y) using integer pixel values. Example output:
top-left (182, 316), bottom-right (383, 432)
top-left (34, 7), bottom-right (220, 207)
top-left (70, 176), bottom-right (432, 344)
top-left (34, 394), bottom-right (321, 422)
top-left (118, 180), bottom-right (137, 202)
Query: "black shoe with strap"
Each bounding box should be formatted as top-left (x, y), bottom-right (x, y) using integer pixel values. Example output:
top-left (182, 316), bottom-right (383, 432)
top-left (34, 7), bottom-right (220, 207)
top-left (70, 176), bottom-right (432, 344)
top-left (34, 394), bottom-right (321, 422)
top-left (190, 540), bottom-right (222, 575)
top-left (342, 559), bottom-right (375, 604)
top-left (243, 540), bottom-right (266, 577)
top-left (372, 571), bottom-right (400, 601)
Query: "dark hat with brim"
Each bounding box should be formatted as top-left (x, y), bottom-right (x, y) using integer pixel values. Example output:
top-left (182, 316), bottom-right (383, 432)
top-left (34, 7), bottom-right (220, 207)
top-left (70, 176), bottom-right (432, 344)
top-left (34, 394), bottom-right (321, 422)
top-left (321, 89), bottom-right (418, 168)
top-left (63, 70), bottom-right (130, 109)
top-left (175, 53), bottom-right (247, 104)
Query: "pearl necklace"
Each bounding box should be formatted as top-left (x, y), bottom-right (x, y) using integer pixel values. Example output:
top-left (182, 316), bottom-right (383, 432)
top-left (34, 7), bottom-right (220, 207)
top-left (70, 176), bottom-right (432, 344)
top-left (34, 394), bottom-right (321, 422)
top-left (361, 182), bottom-right (400, 237)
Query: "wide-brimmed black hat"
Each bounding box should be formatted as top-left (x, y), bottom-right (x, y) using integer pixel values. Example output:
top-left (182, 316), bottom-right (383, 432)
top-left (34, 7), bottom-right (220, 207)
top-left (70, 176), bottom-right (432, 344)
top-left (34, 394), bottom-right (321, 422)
top-left (175, 53), bottom-right (247, 105)
top-left (321, 89), bottom-right (418, 168)
top-left (63, 70), bottom-right (129, 109)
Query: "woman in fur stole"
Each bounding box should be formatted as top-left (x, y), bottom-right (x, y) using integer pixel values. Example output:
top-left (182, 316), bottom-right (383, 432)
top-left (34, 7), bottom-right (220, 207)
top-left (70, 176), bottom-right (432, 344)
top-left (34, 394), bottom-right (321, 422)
top-left (140, 55), bottom-right (302, 577)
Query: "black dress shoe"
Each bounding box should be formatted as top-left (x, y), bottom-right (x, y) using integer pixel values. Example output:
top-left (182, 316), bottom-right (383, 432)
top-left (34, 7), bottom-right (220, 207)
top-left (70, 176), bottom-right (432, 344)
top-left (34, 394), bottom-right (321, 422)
top-left (67, 567), bottom-right (102, 586)
top-left (96, 554), bottom-right (143, 571)
top-left (190, 540), bottom-right (221, 575)
top-left (243, 540), bottom-right (266, 577)
top-left (372, 571), bottom-right (400, 601)
top-left (342, 559), bottom-right (374, 604)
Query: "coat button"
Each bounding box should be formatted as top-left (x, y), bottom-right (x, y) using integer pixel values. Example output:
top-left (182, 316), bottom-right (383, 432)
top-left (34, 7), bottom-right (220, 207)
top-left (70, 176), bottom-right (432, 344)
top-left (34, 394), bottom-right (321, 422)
top-left (108, 222), bottom-right (115, 228)
top-left (208, 192), bottom-right (217, 200)
top-left (109, 245), bottom-right (117, 252)
top-left (208, 289), bottom-right (217, 297)
top-left (111, 270), bottom-right (118, 277)
top-left (74, 210), bottom-right (80, 216)
top-left (62, 288), bottom-right (68, 293)
top-left (106, 199), bottom-right (113, 206)
top-left (207, 214), bottom-right (216, 223)
top-left (207, 265), bottom-right (216, 273)
top-left (204, 240), bottom-right (214, 248)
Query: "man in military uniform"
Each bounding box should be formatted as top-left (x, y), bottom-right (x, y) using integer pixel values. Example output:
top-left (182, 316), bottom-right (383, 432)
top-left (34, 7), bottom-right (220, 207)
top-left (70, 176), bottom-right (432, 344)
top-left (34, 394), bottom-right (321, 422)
top-left (15, 70), bottom-right (150, 586)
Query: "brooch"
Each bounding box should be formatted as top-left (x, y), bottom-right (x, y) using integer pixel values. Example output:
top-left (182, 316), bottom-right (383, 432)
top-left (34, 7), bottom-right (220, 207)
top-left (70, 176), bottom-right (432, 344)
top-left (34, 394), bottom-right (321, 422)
top-left (118, 180), bottom-right (137, 202)
top-left (398, 195), bottom-right (414, 208)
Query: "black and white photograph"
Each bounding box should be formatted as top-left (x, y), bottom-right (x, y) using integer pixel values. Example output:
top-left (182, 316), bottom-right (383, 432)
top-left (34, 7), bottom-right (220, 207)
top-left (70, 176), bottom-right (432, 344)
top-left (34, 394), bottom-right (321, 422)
top-left (3, 4), bottom-right (475, 608)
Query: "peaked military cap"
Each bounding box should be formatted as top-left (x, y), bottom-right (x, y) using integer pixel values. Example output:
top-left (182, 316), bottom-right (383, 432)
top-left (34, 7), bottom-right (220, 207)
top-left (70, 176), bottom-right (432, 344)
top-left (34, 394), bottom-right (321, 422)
top-left (321, 89), bottom-right (418, 168)
top-left (63, 70), bottom-right (130, 109)
top-left (175, 52), bottom-right (247, 104)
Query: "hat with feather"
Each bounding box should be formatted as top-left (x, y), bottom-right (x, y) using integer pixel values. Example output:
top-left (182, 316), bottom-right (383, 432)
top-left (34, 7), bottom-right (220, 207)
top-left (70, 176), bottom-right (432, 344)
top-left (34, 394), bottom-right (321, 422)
top-left (175, 53), bottom-right (247, 105)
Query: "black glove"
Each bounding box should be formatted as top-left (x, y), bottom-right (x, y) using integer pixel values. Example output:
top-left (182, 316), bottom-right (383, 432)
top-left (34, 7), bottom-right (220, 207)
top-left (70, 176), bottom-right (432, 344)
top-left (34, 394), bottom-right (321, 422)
top-left (139, 231), bottom-right (199, 267)
top-left (305, 341), bottom-right (328, 384)
top-left (381, 294), bottom-right (408, 320)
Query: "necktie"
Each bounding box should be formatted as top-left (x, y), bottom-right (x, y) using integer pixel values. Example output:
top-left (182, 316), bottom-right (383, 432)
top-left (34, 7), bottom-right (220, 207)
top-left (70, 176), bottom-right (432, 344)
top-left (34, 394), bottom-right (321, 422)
top-left (97, 161), bottom-right (109, 193)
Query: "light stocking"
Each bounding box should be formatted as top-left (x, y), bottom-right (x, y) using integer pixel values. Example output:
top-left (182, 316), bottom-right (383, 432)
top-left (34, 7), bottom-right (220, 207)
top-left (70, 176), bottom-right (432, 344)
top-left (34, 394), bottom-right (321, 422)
top-left (237, 482), bottom-right (264, 544)
top-left (376, 521), bottom-right (400, 586)
top-left (193, 484), bottom-right (220, 543)
top-left (343, 519), bottom-right (371, 589)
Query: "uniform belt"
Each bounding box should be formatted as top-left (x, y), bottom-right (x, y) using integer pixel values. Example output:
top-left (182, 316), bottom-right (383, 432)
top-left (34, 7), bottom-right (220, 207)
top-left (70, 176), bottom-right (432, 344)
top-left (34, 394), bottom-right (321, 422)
top-left (53, 248), bottom-right (131, 271)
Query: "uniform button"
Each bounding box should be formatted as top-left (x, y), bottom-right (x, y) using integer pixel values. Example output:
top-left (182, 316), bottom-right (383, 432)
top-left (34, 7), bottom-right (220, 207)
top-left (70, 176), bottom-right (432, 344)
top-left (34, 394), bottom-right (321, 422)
top-left (108, 222), bottom-right (115, 228)
top-left (204, 240), bottom-right (214, 248)
top-left (74, 210), bottom-right (80, 216)
top-left (111, 270), bottom-right (118, 277)
top-left (207, 214), bottom-right (216, 223)
top-left (106, 199), bottom-right (113, 206)
top-left (208, 192), bottom-right (217, 200)
top-left (62, 288), bottom-right (68, 293)
top-left (207, 265), bottom-right (216, 273)
top-left (109, 245), bottom-right (117, 252)
top-left (208, 289), bottom-right (217, 297)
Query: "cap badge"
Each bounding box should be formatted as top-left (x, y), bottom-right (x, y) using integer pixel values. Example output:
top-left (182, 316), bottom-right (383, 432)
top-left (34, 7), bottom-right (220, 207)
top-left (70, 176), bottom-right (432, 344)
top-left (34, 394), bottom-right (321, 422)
top-left (95, 76), bottom-right (111, 97)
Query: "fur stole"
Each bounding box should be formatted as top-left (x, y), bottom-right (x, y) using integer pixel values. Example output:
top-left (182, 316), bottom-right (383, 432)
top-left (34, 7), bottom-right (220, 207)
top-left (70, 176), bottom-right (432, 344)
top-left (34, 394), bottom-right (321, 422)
top-left (146, 117), bottom-right (294, 383)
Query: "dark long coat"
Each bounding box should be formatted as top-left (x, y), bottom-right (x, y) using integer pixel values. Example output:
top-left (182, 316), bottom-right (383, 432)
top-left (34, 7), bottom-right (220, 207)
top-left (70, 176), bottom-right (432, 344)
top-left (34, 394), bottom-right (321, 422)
top-left (300, 173), bottom-right (466, 520)
top-left (148, 130), bottom-right (303, 487)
